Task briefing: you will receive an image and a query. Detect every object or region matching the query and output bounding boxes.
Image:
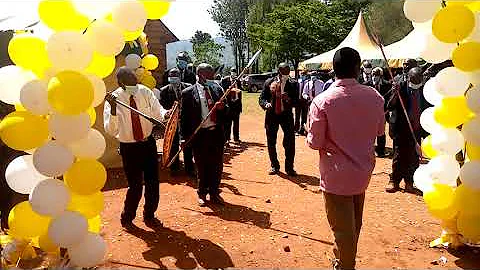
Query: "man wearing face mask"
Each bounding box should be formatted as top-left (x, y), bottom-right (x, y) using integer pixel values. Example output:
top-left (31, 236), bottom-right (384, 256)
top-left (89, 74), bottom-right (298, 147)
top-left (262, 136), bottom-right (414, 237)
top-left (160, 68), bottom-right (192, 173)
top-left (164, 52), bottom-right (196, 86)
top-left (259, 63), bottom-right (298, 176)
top-left (104, 67), bottom-right (167, 229)
top-left (394, 58), bottom-right (418, 84)
top-left (372, 67), bottom-right (392, 158)
top-left (387, 67), bottom-right (425, 193)
top-left (358, 61), bottom-right (373, 86)
top-left (181, 63), bottom-right (228, 207)
top-left (221, 68), bottom-right (243, 144)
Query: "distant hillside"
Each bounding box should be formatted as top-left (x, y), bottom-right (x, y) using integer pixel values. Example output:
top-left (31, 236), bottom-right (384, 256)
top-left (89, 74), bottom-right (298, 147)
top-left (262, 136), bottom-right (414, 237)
top-left (166, 37), bottom-right (235, 69)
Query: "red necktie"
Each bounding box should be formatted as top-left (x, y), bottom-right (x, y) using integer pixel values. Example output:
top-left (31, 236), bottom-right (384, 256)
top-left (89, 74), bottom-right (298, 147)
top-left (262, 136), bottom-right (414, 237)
top-left (275, 82), bottom-right (282, 115)
top-left (204, 87), bottom-right (217, 123)
top-left (130, 95), bottom-right (144, 141)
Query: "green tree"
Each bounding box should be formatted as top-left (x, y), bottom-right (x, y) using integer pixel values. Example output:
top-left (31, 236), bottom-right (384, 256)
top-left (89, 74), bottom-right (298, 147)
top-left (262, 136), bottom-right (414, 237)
top-left (191, 31), bottom-right (225, 67)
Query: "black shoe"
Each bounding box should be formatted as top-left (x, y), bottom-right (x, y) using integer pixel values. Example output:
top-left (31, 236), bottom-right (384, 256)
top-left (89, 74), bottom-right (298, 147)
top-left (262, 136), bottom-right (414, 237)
top-left (210, 194), bottom-right (225, 206)
top-left (386, 181), bottom-right (400, 193)
top-left (376, 151), bottom-right (386, 158)
top-left (198, 196), bottom-right (207, 207)
top-left (121, 219), bottom-right (135, 230)
top-left (268, 167), bottom-right (279, 175)
top-left (286, 170), bottom-right (298, 177)
top-left (234, 139), bottom-right (241, 143)
top-left (186, 168), bottom-right (197, 178)
top-left (144, 217), bottom-right (163, 228)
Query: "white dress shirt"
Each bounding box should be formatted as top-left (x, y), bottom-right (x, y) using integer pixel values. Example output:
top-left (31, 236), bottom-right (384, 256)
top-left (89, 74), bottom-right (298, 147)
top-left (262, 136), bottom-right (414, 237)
top-left (104, 85), bottom-right (167, 143)
top-left (302, 79), bottom-right (325, 101)
top-left (195, 84), bottom-right (216, 129)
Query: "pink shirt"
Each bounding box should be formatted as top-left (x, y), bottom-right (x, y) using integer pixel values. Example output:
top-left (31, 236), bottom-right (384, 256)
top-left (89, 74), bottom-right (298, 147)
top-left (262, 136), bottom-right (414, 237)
top-left (307, 79), bottom-right (385, 196)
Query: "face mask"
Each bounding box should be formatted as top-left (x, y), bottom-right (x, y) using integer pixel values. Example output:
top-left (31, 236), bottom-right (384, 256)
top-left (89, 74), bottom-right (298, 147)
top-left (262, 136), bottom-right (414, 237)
top-left (372, 75), bottom-right (381, 84)
top-left (409, 82), bottom-right (423, 90)
top-left (177, 60), bottom-right (188, 70)
top-left (205, 80), bottom-right (216, 88)
top-left (364, 68), bottom-right (372, 74)
top-left (124, 84), bottom-right (139, 95)
top-left (168, 77), bottom-right (181, 84)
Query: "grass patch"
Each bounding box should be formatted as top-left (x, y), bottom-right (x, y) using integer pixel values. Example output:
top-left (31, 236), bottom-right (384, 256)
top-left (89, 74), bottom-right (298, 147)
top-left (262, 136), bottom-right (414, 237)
top-left (242, 92), bottom-right (264, 117)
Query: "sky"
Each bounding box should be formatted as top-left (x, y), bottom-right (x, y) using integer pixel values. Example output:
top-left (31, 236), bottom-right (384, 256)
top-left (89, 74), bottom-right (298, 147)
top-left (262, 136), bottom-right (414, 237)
top-left (0, 0), bottom-right (220, 40)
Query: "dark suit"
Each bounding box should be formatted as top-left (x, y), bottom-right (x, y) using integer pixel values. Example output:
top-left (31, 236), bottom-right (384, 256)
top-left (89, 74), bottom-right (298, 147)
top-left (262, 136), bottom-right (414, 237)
top-left (259, 77), bottom-right (298, 171)
top-left (181, 83), bottom-right (227, 197)
top-left (160, 82), bottom-right (193, 171)
top-left (373, 79), bottom-right (392, 156)
top-left (221, 76), bottom-right (243, 141)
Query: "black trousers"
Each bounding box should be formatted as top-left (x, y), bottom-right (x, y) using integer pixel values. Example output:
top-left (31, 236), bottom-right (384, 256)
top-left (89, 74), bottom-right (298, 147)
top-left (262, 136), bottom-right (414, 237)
top-left (376, 113), bottom-right (389, 155)
top-left (294, 100), bottom-right (308, 133)
top-left (224, 112), bottom-right (240, 141)
top-left (391, 132), bottom-right (421, 185)
top-left (266, 112), bottom-right (295, 171)
top-left (192, 127), bottom-right (225, 197)
top-left (170, 129), bottom-right (195, 172)
top-left (120, 136), bottom-right (159, 221)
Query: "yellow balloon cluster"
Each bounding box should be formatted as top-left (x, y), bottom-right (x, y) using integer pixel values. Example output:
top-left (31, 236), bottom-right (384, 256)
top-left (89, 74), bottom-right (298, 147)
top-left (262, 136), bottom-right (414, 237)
top-left (407, 0), bottom-right (480, 246)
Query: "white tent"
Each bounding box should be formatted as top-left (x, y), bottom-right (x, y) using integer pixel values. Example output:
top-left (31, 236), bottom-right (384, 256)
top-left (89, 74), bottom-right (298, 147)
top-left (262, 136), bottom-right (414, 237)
top-left (299, 12), bottom-right (383, 71)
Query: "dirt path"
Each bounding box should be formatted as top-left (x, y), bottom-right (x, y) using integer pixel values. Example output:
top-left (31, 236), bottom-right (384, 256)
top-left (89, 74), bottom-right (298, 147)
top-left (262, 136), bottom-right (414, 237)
top-left (100, 94), bottom-right (479, 269)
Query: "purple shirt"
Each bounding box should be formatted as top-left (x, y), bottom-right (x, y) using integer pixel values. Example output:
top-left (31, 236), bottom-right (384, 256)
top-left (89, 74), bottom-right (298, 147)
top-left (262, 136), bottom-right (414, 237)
top-left (307, 79), bottom-right (385, 196)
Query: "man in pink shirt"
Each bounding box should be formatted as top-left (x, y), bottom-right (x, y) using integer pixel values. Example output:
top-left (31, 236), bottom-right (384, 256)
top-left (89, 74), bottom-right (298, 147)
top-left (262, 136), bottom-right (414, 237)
top-left (307, 47), bottom-right (385, 269)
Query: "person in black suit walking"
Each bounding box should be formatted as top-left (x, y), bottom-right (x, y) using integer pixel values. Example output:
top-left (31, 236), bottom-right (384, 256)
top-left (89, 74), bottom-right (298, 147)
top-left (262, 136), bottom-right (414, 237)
top-left (259, 63), bottom-right (298, 176)
top-left (160, 68), bottom-right (193, 173)
top-left (221, 68), bottom-right (243, 144)
top-left (371, 67), bottom-right (392, 158)
top-left (180, 63), bottom-right (228, 206)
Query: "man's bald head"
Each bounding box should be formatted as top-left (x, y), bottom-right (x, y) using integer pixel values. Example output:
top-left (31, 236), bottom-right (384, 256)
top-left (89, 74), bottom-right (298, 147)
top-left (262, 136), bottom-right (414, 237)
top-left (197, 63), bottom-right (215, 83)
top-left (408, 67), bottom-right (423, 85)
top-left (116, 66), bottom-right (138, 88)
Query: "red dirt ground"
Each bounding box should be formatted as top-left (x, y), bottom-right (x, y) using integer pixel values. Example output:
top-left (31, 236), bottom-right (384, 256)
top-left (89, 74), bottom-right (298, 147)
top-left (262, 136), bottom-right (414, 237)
top-left (99, 96), bottom-right (480, 269)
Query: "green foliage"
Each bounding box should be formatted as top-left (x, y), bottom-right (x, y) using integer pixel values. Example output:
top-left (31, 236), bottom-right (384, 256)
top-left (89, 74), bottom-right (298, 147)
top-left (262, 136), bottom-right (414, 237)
top-left (191, 31), bottom-right (225, 67)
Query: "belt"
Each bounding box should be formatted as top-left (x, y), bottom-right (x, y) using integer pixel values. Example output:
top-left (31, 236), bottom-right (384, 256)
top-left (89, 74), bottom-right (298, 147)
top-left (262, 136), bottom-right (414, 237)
top-left (202, 126), bottom-right (217, 131)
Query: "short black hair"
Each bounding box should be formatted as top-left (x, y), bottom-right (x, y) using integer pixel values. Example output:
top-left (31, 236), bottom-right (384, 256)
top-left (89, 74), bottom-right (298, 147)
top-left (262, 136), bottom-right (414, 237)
top-left (333, 47), bottom-right (361, 79)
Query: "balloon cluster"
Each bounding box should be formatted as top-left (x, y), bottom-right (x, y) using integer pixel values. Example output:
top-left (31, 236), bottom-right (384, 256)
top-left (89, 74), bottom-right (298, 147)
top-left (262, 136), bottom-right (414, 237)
top-left (404, 0), bottom-right (480, 246)
top-left (126, 53), bottom-right (160, 90)
top-left (0, 0), bottom-right (170, 267)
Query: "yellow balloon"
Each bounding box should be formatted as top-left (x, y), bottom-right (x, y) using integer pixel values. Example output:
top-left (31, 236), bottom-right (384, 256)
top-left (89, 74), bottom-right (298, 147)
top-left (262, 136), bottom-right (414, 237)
top-left (65, 159), bottom-right (107, 196)
top-left (468, 2), bottom-right (480, 11)
top-left (141, 75), bottom-right (157, 89)
top-left (85, 52), bottom-right (116, 79)
top-left (141, 0), bottom-right (171, 19)
top-left (48, 71), bottom-right (94, 115)
top-left (422, 135), bottom-right (439, 159)
top-left (8, 33), bottom-right (51, 76)
top-left (38, 0), bottom-right (90, 31)
top-left (457, 213), bottom-right (480, 242)
top-left (67, 192), bottom-right (104, 219)
top-left (8, 201), bottom-right (50, 239)
top-left (454, 184), bottom-right (480, 216)
top-left (0, 111), bottom-right (49, 151)
top-left (424, 184), bottom-right (458, 221)
top-left (434, 96), bottom-right (473, 128)
top-left (466, 142), bottom-right (480, 160)
top-left (87, 107), bottom-right (96, 127)
top-left (142, 54), bottom-right (159, 70)
top-left (38, 234), bottom-right (59, 253)
top-left (124, 29), bottom-right (144, 42)
top-left (14, 103), bottom-right (26, 112)
top-left (432, 5), bottom-right (476, 43)
top-left (452, 42), bottom-right (480, 72)
top-left (88, 215), bottom-right (102, 233)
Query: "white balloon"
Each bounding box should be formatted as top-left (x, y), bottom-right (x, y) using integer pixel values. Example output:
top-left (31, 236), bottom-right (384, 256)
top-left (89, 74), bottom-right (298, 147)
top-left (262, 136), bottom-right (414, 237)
top-left (73, 1), bottom-right (115, 20)
top-left (49, 211), bottom-right (88, 248)
top-left (125, 54), bottom-right (142, 70)
top-left (420, 107), bottom-right (442, 134)
top-left (5, 155), bottom-right (48, 194)
top-left (47, 31), bottom-right (93, 71)
top-left (69, 233), bottom-right (106, 268)
top-left (85, 20), bottom-right (125, 56)
top-left (0, 65), bottom-right (36, 105)
top-left (48, 113), bottom-right (90, 144)
top-left (431, 128), bottom-right (465, 156)
top-left (462, 117), bottom-right (480, 145)
top-left (404, 0), bottom-right (442, 23)
top-left (466, 86), bottom-right (480, 113)
top-left (33, 141), bottom-right (74, 177)
top-left (435, 67), bottom-right (471, 97)
top-left (469, 71), bottom-right (480, 86)
top-left (112, 1), bottom-right (147, 32)
top-left (68, 129), bottom-right (106, 159)
top-left (423, 77), bottom-right (443, 106)
top-left (414, 165), bottom-right (435, 193)
top-left (420, 34), bottom-right (456, 64)
top-left (85, 74), bottom-right (107, 108)
top-left (460, 161), bottom-right (480, 190)
top-left (29, 178), bottom-right (70, 216)
top-left (413, 20), bottom-right (433, 33)
top-left (20, 80), bottom-right (50, 115)
top-left (428, 155), bottom-right (461, 187)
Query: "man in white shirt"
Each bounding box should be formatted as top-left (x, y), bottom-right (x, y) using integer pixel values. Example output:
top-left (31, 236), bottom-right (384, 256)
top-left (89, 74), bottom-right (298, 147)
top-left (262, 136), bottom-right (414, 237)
top-left (180, 63), bottom-right (227, 207)
top-left (104, 67), bottom-right (166, 229)
top-left (302, 73), bottom-right (325, 104)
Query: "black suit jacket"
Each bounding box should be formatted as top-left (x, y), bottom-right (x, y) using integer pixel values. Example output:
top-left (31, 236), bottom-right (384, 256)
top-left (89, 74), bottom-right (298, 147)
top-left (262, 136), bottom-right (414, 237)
top-left (373, 79), bottom-right (392, 111)
top-left (221, 76), bottom-right (243, 114)
top-left (159, 83), bottom-right (191, 110)
top-left (259, 77), bottom-right (298, 116)
top-left (180, 83), bottom-right (227, 140)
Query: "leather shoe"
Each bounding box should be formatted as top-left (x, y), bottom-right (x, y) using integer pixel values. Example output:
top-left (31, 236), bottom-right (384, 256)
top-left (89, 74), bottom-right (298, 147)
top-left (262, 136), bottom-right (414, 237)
top-left (198, 196), bottom-right (207, 207)
top-left (121, 219), bottom-right (135, 231)
top-left (386, 181), bottom-right (400, 193)
top-left (286, 170), bottom-right (298, 177)
top-left (268, 167), bottom-right (279, 175)
top-left (211, 194), bottom-right (225, 206)
top-left (144, 217), bottom-right (163, 228)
